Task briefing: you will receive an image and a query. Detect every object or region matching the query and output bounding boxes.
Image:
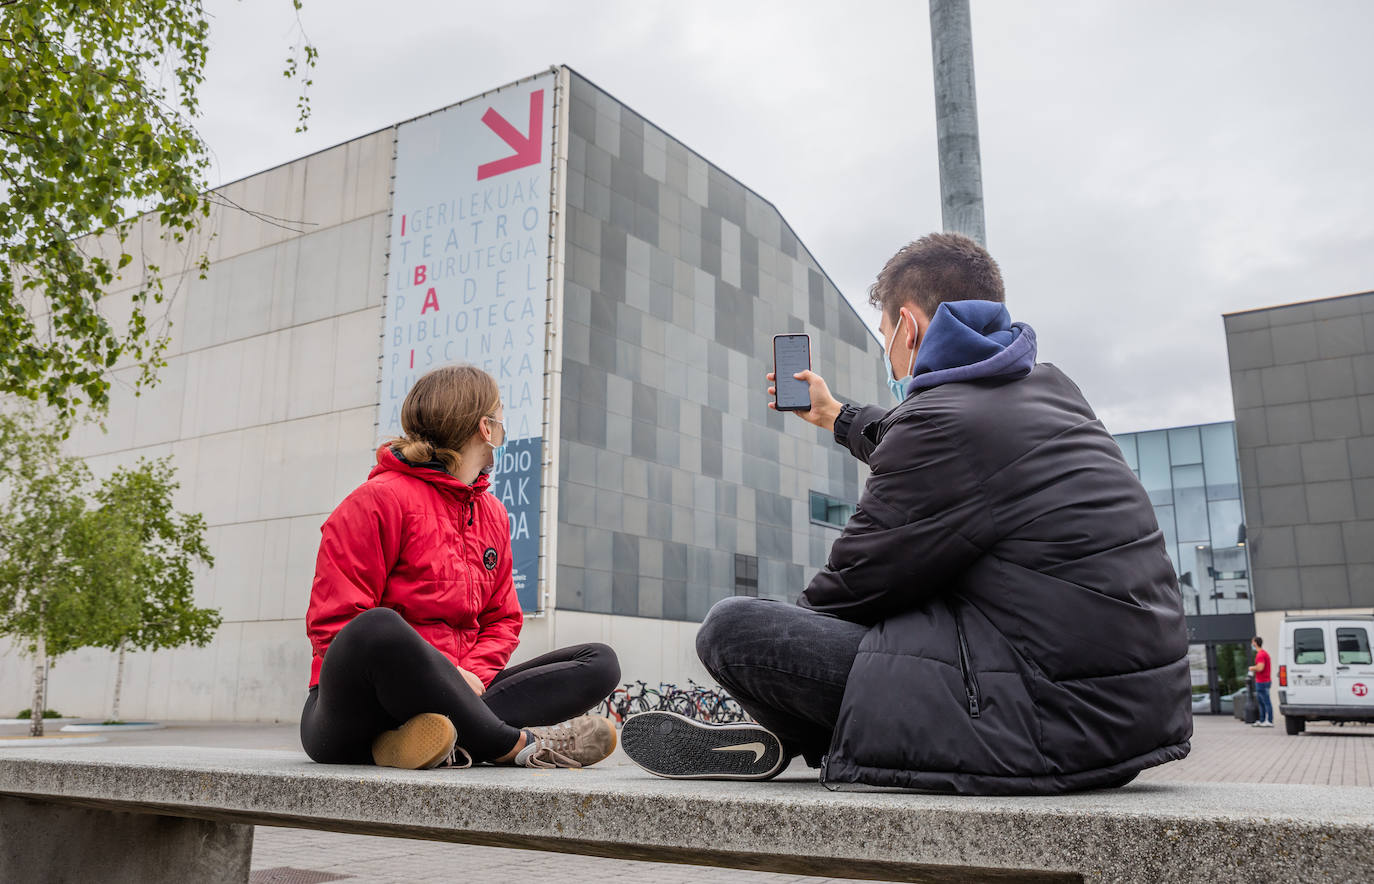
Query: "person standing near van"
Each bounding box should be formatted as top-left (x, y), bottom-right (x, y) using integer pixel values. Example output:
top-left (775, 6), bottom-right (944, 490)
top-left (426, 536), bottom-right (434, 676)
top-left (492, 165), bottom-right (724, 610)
top-left (301, 365), bottom-right (621, 770)
top-left (1248, 636), bottom-right (1274, 727)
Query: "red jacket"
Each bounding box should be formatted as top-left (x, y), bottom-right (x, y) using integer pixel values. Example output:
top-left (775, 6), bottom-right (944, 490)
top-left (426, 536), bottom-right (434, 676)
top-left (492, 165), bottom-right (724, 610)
top-left (305, 445), bottom-right (523, 688)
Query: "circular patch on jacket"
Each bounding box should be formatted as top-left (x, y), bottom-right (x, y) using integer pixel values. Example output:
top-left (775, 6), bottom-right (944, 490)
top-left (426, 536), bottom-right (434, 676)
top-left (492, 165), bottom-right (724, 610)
top-left (483, 548), bottom-right (498, 570)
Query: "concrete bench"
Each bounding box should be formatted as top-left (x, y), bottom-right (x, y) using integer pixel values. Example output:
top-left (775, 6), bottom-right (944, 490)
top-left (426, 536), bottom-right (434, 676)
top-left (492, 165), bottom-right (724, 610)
top-left (0, 745), bottom-right (1370, 883)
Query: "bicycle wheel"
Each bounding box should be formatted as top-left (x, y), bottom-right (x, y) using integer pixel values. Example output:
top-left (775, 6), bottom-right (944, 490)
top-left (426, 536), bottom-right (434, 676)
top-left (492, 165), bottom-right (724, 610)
top-left (706, 693), bottom-right (735, 723)
top-left (608, 689), bottom-right (631, 723)
top-left (614, 686), bottom-right (641, 721)
top-left (666, 693), bottom-right (699, 719)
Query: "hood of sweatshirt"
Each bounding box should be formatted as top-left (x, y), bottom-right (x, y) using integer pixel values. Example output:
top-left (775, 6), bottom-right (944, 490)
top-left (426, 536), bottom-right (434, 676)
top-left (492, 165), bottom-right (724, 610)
top-left (907, 300), bottom-right (1037, 395)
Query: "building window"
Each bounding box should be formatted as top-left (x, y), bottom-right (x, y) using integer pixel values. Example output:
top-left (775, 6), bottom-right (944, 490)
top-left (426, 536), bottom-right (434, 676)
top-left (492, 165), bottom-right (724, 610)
top-left (734, 554), bottom-right (758, 597)
top-left (809, 491), bottom-right (855, 528)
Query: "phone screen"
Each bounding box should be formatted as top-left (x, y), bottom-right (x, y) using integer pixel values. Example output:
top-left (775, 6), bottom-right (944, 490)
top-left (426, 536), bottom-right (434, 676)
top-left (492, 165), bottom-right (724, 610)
top-left (774, 334), bottom-right (811, 412)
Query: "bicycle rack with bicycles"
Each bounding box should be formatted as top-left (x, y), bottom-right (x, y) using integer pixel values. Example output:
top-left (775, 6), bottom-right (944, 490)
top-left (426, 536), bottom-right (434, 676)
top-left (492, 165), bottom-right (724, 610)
top-left (595, 679), bottom-right (750, 725)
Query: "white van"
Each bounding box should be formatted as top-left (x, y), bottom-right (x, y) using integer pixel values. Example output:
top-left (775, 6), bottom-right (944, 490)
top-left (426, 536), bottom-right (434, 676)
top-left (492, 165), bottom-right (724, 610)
top-left (1278, 615), bottom-right (1374, 735)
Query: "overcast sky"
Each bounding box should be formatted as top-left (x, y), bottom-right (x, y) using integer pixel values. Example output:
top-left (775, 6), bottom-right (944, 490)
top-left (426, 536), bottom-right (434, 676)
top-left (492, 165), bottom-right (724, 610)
top-left (199, 0), bottom-right (1373, 434)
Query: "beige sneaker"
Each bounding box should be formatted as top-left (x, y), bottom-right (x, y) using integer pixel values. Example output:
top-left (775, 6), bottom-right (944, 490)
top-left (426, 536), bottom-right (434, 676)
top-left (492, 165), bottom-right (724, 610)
top-left (371, 713), bottom-right (457, 770)
top-left (514, 715), bottom-right (618, 769)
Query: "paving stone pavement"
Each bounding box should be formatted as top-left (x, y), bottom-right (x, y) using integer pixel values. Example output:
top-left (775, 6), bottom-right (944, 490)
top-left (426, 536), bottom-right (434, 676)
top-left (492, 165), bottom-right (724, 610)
top-left (8, 714), bottom-right (1368, 883)
top-left (1136, 715), bottom-right (1373, 787)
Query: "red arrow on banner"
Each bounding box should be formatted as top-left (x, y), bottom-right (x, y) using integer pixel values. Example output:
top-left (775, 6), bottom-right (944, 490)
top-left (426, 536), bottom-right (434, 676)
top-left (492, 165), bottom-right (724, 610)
top-left (477, 90), bottom-right (543, 181)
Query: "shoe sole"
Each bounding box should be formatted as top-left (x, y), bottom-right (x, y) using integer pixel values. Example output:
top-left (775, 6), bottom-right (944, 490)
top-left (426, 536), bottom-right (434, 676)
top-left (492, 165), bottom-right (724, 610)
top-left (596, 717), bottom-right (619, 763)
top-left (620, 711), bottom-right (786, 780)
top-left (372, 713), bottom-right (457, 770)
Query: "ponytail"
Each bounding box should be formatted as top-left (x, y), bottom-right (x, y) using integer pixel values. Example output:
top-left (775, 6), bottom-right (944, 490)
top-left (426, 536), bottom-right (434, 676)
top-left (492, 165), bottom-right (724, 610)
top-left (392, 437), bottom-right (462, 475)
top-left (386, 365), bottom-right (500, 477)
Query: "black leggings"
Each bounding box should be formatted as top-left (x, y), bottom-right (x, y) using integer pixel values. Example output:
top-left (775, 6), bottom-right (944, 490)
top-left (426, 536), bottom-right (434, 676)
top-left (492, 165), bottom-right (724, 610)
top-left (300, 607), bottom-right (620, 763)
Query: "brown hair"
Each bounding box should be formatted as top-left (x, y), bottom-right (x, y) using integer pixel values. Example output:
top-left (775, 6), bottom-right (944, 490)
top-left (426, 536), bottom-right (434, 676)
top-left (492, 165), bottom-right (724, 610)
top-left (868, 232), bottom-right (1005, 322)
top-left (390, 365), bottom-right (500, 476)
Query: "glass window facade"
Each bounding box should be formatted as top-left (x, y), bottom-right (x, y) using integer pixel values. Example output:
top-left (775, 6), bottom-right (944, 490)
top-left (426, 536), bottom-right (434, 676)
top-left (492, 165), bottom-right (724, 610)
top-left (1114, 421), bottom-right (1254, 617)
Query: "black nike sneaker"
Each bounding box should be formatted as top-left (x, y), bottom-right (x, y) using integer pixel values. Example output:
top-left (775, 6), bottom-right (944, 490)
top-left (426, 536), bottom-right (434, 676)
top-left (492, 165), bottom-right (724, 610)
top-left (620, 711), bottom-right (788, 780)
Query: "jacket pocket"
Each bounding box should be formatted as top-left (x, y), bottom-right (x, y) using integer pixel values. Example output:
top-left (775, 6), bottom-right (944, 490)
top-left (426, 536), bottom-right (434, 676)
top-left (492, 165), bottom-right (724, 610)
top-left (951, 603), bottom-right (982, 719)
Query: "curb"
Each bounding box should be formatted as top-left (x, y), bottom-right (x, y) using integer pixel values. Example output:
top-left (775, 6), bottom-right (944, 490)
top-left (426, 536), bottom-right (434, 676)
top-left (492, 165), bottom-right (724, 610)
top-left (0, 735), bottom-right (109, 747)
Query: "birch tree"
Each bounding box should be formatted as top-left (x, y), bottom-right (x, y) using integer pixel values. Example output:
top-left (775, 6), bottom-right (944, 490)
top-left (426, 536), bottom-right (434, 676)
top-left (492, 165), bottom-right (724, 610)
top-left (0, 411), bottom-right (113, 735)
top-left (0, 412), bottom-right (216, 733)
top-left (90, 457), bottom-right (216, 722)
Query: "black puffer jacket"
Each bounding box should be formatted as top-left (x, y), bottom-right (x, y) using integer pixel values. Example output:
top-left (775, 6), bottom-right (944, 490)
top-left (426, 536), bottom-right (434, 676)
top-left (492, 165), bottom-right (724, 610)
top-left (805, 357), bottom-right (1191, 795)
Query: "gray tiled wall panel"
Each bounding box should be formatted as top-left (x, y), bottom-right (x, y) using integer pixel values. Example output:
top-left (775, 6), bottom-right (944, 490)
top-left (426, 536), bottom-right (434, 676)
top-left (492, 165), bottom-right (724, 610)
top-left (557, 73), bottom-right (886, 620)
top-left (1226, 291), bottom-right (1374, 611)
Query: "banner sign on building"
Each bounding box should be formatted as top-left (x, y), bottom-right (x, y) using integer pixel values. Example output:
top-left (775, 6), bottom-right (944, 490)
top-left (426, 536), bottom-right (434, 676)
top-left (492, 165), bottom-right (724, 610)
top-left (380, 72), bottom-right (555, 611)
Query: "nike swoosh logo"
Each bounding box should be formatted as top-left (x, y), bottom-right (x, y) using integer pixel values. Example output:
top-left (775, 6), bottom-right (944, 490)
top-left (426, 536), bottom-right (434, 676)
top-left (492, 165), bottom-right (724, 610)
top-left (712, 741), bottom-right (766, 762)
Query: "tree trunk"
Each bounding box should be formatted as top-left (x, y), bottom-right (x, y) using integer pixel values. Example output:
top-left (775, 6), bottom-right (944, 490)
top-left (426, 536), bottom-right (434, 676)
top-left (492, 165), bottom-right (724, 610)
top-left (29, 632), bottom-right (46, 738)
top-left (111, 641), bottom-right (126, 723)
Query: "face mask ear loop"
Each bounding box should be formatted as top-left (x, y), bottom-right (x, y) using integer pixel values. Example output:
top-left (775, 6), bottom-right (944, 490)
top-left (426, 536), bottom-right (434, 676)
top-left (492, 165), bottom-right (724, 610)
top-left (908, 320), bottom-right (919, 377)
top-left (484, 415), bottom-right (505, 449)
top-left (885, 314), bottom-right (902, 373)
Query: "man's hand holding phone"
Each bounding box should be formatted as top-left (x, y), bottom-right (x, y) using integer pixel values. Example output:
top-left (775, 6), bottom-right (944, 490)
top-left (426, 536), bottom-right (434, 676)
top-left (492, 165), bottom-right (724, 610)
top-left (768, 369), bottom-right (842, 433)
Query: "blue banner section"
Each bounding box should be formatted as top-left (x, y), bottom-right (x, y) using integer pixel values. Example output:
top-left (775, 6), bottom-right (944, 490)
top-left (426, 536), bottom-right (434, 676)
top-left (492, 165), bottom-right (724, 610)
top-left (490, 436), bottom-right (541, 612)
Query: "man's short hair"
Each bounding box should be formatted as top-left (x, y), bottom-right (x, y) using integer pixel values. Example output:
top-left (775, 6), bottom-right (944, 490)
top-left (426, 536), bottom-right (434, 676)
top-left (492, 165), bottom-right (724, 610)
top-left (868, 232), bottom-right (1005, 322)
top-left (1253, 636), bottom-right (1264, 648)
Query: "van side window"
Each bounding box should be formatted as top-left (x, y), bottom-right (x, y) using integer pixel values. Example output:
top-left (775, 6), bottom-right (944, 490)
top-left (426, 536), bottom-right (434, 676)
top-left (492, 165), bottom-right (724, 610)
top-left (1293, 628), bottom-right (1326, 665)
top-left (1336, 628), bottom-right (1372, 666)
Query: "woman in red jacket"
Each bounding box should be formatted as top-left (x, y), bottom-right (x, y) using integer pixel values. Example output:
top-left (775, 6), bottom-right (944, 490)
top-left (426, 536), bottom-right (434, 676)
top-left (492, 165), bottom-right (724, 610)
top-left (301, 365), bottom-right (620, 769)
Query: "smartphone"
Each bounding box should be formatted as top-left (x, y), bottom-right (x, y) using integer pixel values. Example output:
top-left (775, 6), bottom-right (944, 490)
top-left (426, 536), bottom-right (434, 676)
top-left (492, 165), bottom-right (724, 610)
top-left (773, 333), bottom-right (812, 412)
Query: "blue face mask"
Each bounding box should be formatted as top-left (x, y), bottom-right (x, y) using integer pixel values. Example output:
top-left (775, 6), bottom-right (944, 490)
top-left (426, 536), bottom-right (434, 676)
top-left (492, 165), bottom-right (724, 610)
top-left (883, 313), bottom-right (916, 403)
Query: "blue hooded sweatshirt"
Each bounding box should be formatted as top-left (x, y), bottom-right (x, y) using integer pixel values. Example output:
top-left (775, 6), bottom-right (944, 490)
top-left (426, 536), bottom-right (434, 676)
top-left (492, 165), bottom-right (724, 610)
top-left (906, 300), bottom-right (1037, 396)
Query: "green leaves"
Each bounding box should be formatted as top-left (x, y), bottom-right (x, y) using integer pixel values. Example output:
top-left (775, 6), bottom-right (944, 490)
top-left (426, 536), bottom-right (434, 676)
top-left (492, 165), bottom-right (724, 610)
top-left (0, 408), bottom-right (219, 663)
top-left (284, 1), bottom-right (318, 133)
top-left (1, 1), bottom-right (316, 422)
top-left (91, 455), bottom-right (220, 653)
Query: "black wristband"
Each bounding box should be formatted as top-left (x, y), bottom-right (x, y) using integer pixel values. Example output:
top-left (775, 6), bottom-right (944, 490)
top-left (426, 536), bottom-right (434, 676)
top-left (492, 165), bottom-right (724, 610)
top-left (833, 403), bottom-right (860, 448)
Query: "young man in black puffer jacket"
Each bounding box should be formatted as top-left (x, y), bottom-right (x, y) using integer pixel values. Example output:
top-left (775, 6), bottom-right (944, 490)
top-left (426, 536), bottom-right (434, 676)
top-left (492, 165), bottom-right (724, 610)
top-left (622, 233), bottom-right (1192, 795)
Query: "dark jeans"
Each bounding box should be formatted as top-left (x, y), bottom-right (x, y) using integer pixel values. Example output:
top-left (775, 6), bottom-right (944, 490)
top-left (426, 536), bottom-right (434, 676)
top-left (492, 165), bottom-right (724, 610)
top-left (1256, 681), bottom-right (1272, 723)
top-left (300, 607), bottom-right (619, 764)
top-left (695, 596), bottom-right (866, 766)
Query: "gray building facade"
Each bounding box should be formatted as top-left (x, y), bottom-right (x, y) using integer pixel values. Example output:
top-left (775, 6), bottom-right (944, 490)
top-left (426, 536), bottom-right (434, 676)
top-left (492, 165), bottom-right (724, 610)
top-left (0, 67), bottom-right (891, 720)
top-left (1223, 290), bottom-right (1374, 724)
top-left (554, 73), bottom-right (888, 623)
top-left (1225, 290), bottom-right (1374, 615)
